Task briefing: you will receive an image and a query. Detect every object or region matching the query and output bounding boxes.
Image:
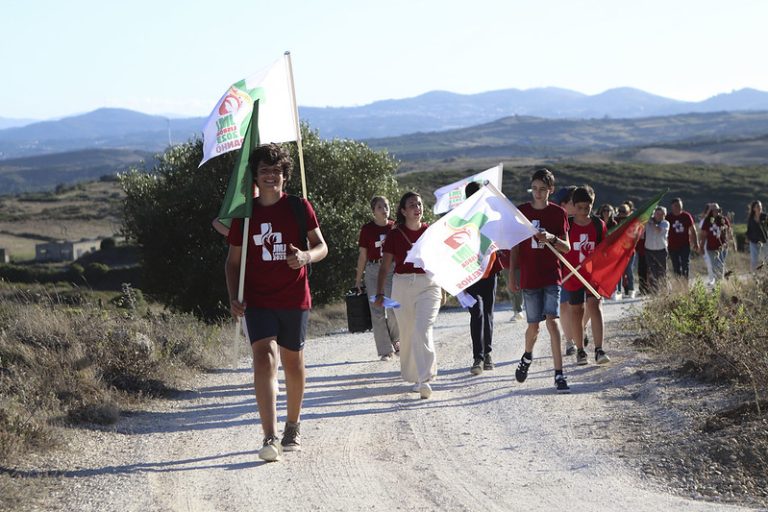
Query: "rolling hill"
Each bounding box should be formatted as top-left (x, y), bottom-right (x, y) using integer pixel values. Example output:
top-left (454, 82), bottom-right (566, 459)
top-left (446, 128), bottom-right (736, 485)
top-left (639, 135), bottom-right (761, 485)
top-left (0, 149), bottom-right (156, 194)
top-left (365, 111), bottom-right (768, 162)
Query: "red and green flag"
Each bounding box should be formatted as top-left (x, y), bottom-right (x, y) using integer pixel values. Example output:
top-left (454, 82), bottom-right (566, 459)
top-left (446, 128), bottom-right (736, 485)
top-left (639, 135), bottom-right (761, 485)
top-left (566, 190), bottom-right (666, 297)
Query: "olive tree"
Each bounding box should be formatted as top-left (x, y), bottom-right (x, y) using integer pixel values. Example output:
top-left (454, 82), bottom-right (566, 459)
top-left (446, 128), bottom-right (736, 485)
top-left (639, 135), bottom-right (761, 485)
top-left (121, 124), bottom-right (400, 321)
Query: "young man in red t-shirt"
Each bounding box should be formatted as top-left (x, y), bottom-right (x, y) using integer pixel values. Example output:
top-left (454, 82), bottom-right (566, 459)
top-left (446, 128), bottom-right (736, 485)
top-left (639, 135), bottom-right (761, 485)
top-left (563, 186), bottom-right (610, 365)
top-left (665, 198), bottom-right (699, 278)
top-left (508, 168), bottom-right (571, 393)
top-left (225, 143), bottom-right (328, 462)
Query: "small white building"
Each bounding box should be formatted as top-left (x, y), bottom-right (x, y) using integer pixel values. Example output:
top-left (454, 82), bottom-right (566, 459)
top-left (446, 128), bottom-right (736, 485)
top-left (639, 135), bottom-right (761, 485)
top-left (35, 239), bottom-right (101, 262)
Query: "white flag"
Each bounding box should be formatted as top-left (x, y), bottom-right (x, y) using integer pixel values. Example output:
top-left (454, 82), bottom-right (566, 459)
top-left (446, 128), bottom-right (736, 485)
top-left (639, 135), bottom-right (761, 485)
top-left (199, 57), bottom-right (298, 167)
top-left (432, 164), bottom-right (503, 214)
top-left (407, 183), bottom-right (537, 298)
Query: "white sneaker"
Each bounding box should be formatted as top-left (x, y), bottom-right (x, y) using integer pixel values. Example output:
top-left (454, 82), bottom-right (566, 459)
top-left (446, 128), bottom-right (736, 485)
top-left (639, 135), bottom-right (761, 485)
top-left (419, 383), bottom-right (432, 399)
top-left (258, 436), bottom-right (283, 462)
top-left (411, 383), bottom-right (420, 393)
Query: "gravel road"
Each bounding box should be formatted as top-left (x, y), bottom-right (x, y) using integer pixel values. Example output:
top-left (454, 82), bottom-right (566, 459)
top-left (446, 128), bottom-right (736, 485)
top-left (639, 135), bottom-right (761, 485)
top-left (16, 299), bottom-right (760, 511)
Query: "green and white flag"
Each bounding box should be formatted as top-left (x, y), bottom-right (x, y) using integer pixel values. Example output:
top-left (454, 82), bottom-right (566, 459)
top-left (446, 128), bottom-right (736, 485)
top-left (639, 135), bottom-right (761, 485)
top-left (199, 57), bottom-right (298, 167)
top-left (433, 163), bottom-right (503, 214)
top-left (406, 183), bottom-right (537, 303)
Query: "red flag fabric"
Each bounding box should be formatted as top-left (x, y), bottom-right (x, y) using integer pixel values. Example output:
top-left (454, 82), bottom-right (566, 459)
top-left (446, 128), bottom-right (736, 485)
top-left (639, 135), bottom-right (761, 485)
top-left (566, 191), bottom-right (665, 297)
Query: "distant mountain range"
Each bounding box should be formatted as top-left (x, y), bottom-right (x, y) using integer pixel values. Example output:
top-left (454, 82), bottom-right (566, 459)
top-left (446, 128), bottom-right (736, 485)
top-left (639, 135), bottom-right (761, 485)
top-left (2, 87), bottom-right (768, 159)
top-left (365, 111), bottom-right (768, 161)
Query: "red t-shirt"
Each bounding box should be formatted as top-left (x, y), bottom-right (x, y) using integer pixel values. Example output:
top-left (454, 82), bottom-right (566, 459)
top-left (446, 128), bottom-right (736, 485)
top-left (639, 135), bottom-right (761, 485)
top-left (564, 217), bottom-right (607, 292)
top-left (227, 194), bottom-right (319, 309)
top-left (358, 220), bottom-right (394, 261)
top-left (701, 215), bottom-right (730, 251)
top-left (517, 202), bottom-right (569, 289)
top-left (666, 211), bottom-right (695, 251)
top-left (382, 223), bottom-right (428, 274)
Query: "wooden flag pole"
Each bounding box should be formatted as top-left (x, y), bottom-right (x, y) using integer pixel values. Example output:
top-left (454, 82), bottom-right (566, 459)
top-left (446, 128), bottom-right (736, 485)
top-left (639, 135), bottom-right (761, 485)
top-left (234, 217), bottom-right (251, 341)
top-left (543, 241), bottom-right (601, 299)
top-left (284, 51), bottom-right (307, 199)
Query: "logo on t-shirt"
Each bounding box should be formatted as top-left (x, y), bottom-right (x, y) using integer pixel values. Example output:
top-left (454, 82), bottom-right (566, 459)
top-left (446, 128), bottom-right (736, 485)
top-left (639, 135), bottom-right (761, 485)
top-left (254, 223), bottom-right (287, 261)
top-left (573, 233), bottom-right (594, 262)
top-left (708, 223), bottom-right (722, 240)
top-left (672, 220), bottom-right (685, 234)
top-left (375, 234), bottom-right (386, 258)
top-left (531, 220), bottom-right (543, 249)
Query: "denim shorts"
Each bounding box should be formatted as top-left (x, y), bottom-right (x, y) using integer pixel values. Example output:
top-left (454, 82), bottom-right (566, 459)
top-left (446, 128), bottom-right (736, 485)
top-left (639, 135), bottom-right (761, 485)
top-left (522, 285), bottom-right (560, 323)
top-left (242, 308), bottom-right (308, 351)
top-left (560, 287), bottom-right (571, 304)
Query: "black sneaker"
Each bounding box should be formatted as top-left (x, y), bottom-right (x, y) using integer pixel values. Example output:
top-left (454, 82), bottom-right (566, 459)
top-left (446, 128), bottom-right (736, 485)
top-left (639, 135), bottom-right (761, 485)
top-left (584, 335), bottom-right (590, 347)
top-left (595, 348), bottom-right (611, 365)
top-left (281, 421), bottom-right (301, 452)
top-left (483, 353), bottom-right (494, 371)
top-left (555, 375), bottom-right (571, 394)
top-left (565, 340), bottom-right (576, 356)
top-left (515, 356), bottom-right (532, 383)
top-left (470, 358), bottom-right (483, 376)
top-left (576, 349), bottom-right (588, 366)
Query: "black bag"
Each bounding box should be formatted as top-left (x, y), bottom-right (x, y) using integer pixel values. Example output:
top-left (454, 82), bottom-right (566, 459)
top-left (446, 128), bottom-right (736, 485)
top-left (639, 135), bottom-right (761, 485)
top-left (345, 287), bottom-right (372, 333)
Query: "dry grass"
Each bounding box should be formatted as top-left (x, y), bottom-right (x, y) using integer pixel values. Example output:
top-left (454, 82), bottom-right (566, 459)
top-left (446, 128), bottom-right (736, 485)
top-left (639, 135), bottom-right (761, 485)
top-left (0, 283), bottom-right (232, 465)
top-left (639, 266), bottom-right (768, 408)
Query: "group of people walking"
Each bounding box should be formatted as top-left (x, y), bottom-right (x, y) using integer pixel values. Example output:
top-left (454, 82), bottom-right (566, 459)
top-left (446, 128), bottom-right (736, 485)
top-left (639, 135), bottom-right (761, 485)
top-left (222, 142), bottom-right (766, 462)
top-left (603, 198), bottom-right (766, 296)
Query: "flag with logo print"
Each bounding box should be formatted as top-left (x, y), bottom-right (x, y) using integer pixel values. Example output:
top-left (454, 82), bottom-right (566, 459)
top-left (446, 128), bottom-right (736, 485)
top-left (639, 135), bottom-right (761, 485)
top-left (432, 164), bottom-right (503, 214)
top-left (199, 57), bottom-right (298, 167)
top-left (406, 183), bottom-right (537, 297)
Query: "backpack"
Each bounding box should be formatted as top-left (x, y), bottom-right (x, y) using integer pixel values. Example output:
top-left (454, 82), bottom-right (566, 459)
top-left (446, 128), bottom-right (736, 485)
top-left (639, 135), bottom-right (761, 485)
top-left (568, 215), bottom-right (604, 245)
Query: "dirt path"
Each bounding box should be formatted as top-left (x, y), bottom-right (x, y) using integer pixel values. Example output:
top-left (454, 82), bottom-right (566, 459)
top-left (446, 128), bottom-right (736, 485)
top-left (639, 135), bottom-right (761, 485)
top-left (21, 300), bottom-right (758, 511)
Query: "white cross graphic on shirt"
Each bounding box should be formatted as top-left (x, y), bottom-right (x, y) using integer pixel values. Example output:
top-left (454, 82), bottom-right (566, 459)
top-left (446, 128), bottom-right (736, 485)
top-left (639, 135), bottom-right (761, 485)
top-left (253, 222), bottom-right (286, 261)
top-left (573, 233), bottom-right (593, 263)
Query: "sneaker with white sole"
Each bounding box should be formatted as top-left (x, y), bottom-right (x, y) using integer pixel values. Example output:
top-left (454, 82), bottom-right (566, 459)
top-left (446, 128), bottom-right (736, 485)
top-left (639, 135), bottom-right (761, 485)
top-left (281, 421), bottom-right (301, 452)
top-left (515, 355), bottom-right (532, 383)
top-left (483, 353), bottom-right (494, 371)
top-left (380, 352), bottom-right (394, 361)
top-left (555, 375), bottom-right (571, 394)
top-left (258, 435), bottom-right (283, 462)
top-left (419, 383), bottom-right (432, 399)
top-left (576, 349), bottom-right (588, 366)
top-left (565, 340), bottom-right (576, 356)
top-left (470, 358), bottom-right (483, 375)
top-left (595, 348), bottom-right (611, 365)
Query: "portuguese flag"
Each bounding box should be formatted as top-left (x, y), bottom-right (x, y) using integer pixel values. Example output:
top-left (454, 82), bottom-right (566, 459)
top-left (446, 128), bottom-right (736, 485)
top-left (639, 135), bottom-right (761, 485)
top-left (566, 190), bottom-right (665, 297)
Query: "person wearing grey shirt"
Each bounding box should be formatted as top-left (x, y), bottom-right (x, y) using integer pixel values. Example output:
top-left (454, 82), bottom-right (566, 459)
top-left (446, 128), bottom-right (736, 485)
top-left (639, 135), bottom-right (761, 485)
top-left (645, 206), bottom-right (670, 292)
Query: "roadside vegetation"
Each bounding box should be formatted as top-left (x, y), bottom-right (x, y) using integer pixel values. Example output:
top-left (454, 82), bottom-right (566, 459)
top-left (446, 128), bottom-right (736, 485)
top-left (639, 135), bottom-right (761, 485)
top-left (0, 283), bottom-right (232, 465)
top-left (634, 262), bottom-right (768, 505)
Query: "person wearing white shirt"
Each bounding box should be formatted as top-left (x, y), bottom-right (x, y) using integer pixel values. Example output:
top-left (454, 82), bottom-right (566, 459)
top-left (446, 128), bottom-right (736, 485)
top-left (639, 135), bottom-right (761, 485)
top-left (644, 206), bottom-right (670, 292)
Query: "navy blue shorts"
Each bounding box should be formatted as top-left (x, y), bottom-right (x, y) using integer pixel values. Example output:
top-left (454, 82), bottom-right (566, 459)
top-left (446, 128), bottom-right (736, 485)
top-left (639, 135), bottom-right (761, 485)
top-left (568, 287), bottom-right (602, 306)
top-left (242, 308), bottom-right (308, 351)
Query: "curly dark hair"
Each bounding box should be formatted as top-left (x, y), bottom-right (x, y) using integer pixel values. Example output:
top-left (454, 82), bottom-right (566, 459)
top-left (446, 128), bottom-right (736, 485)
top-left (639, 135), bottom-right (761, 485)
top-left (250, 143), bottom-right (293, 182)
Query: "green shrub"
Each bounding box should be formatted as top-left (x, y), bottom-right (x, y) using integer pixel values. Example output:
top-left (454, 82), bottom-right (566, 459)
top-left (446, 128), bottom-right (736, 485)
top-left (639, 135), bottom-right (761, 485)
top-left (640, 272), bottom-right (768, 409)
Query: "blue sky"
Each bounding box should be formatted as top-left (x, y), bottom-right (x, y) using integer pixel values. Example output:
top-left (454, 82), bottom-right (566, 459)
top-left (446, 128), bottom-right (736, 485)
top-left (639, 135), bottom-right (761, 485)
top-left (1, 0), bottom-right (766, 120)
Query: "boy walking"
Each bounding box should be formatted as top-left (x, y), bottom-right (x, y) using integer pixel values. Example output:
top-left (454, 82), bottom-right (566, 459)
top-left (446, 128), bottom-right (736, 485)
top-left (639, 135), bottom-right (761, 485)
top-left (508, 168), bottom-right (571, 393)
top-left (562, 186), bottom-right (610, 365)
top-left (226, 143), bottom-right (328, 462)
